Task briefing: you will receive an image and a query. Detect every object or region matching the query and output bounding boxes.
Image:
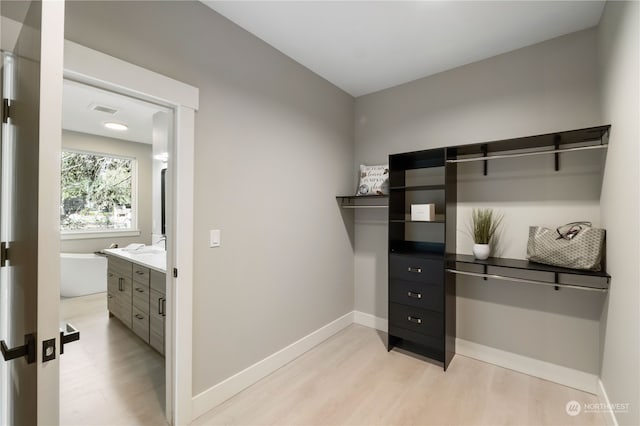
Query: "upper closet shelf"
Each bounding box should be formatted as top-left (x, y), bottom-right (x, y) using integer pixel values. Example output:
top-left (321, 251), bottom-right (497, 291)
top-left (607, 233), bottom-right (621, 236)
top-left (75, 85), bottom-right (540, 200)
top-left (447, 254), bottom-right (610, 292)
top-left (446, 125), bottom-right (610, 175)
top-left (336, 195), bottom-right (388, 209)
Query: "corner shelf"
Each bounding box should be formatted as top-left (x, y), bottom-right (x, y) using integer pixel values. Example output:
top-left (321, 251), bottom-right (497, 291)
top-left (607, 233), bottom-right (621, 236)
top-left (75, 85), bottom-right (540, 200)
top-left (447, 254), bottom-right (610, 292)
top-left (336, 195), bottom-right (388, 209)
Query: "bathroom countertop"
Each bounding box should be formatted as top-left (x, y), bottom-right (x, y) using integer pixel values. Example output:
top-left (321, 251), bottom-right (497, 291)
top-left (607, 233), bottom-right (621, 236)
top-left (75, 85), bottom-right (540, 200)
top-left (103, 247), bottom-right (167, 273)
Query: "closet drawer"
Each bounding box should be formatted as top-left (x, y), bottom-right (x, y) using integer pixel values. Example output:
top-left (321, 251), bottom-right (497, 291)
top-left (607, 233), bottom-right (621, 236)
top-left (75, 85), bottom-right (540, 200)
top-left (389, 303), bottom-right (442, 338)
top-left (389, 254), bottom-right (443, 284)
top-left (132, 306), bottom-right (150, 343)
top-left (389, 279), bottom-right (443, 312)
top-left (388, 324), bottom-right (444, 357)
top-left (132, 265), bottom-right (150, 285)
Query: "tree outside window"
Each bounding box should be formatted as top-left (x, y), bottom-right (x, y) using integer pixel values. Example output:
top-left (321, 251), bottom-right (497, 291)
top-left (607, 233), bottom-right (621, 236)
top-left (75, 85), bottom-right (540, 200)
top-left (61, 151), bottom-right (135, 232)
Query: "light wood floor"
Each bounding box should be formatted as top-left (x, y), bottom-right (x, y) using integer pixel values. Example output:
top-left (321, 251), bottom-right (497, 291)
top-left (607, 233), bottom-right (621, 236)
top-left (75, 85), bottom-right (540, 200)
top-left (60, 297), bottom-right (605, 426)
top-left (194, 324), bottom-right (605, 426)
top-left (60, 293), bottom-right (168, 426)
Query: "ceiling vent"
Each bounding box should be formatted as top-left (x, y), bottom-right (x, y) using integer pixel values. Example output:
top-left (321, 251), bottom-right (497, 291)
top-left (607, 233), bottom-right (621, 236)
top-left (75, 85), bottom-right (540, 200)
top-left (89, 103), bottom-right (118, 115)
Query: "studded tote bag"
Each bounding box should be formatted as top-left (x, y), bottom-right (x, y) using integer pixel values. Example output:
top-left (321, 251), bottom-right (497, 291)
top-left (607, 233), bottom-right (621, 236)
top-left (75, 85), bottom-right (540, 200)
top-left (526, 222), bottom-right (605, 271)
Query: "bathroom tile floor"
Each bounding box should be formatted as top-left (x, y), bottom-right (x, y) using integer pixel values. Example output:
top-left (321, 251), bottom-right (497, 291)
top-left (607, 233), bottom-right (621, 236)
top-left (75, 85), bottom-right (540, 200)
top-left (60, 293), bottom-right (168, 426)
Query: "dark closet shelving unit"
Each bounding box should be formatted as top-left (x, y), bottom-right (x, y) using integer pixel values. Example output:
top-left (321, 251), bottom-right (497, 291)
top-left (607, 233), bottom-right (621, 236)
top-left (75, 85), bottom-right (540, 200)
top-left (387, 147), bottom-right (457, 370)
top-left (385, 124), bottom-right (611, 369)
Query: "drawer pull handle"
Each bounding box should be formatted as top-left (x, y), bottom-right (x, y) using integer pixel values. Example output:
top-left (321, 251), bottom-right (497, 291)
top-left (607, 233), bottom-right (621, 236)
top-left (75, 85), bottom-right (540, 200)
top-left (135, 287), bottom-right (145, 293)
top-left (158, 297), bottom-right (163, 315)
top-left (407, 267), bottom-right (422, 273)
top-left (161, 298), bottom-right (166, 317)
top-left (118, 277), bottom-right (124, 291)
top-left (407, 291), bottom-right (422, 299)
top-left (407, 316), bottom-right (422, 324)
top-left (135, 270), bottom-right (145, 275)
top-left (135, 314), bottom-right (144, 320)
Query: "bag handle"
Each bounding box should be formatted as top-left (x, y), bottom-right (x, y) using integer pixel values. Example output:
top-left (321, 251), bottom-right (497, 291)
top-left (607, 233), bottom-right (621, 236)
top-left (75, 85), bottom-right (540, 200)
top-left (556, 221), bottom-right (592, 240)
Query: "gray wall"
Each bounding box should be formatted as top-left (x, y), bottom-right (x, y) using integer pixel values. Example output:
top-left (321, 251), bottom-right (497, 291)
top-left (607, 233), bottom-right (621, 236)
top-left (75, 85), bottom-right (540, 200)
top-left (597, 2), bottom-right (640, 425)
top-left (60, 130), bottom-right (153, 253)
top-left (354, 29), bottom-right (605, 374)
top-left (64, 1), bottom-right (355, 396)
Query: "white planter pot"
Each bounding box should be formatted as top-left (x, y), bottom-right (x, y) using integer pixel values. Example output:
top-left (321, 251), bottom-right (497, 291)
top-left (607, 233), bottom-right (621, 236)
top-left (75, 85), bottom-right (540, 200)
top-left (473, 244), bottom-right (490, 260)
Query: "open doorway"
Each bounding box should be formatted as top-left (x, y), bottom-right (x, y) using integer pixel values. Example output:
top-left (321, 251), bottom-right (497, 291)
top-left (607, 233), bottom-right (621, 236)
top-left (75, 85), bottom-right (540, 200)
top-left (59, 79), bottom-right (173, 425)
top-left (63, 40), bottom-right (198, 425)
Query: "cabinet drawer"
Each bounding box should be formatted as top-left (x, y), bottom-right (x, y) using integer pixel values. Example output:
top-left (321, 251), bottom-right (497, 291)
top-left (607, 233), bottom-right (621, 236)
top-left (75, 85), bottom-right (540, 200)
top-left (108, 256), bottom-right (132, 276)
top-left (132, 265), bottom-right (150, 285)
top-left (132, 306), bottom-right (150, 343)
top-left (132, 283), bottom-right (150, 314)
top-left (389, 279), bottom-right (443, 312)
top-left (150, 270), bottom-right (166, 293)
top-left (389, 324), bottom-right (444, 357)
top-left (389, 254), bottom-right (443, 284)
top-left (389, 303), bottom-right (442, 338)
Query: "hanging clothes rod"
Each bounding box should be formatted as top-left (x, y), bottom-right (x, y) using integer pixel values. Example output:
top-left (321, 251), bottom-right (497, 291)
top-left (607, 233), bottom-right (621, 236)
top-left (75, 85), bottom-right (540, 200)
top-left (445, 269), bottom-right (608, 292)
top-left (341, 205), bottom-right (388, 209)
top-left (446, 144), bottom-right (608, 164)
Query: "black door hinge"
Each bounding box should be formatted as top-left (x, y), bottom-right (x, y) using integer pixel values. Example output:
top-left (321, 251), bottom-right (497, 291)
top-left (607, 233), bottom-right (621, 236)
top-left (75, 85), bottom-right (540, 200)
top-left (0, 242), bottom-right (8, 267)
top-left (2, 98), bottom-right (10, 124)
top-left (173, 268), bottom-right (178, 278)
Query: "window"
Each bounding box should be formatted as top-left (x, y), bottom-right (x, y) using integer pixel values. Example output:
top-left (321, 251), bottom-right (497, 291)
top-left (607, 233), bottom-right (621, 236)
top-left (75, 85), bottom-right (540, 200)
top-left (61, 150), bottom-right (137, 236)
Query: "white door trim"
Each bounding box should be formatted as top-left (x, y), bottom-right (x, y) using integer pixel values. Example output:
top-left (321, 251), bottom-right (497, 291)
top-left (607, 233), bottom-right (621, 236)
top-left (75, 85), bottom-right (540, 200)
top-left (39, 2), bottom-right (66, 424)
top-left (63, 40), bottom-right (198, 426)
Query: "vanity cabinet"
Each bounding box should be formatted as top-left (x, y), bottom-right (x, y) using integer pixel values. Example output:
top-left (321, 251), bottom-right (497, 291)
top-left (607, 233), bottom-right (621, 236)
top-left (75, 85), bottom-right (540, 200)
top-left (149, 270), bottom-right (166, 355)
top-left (106, 254), bottom-right (166, 355)
top-left (107, 256), bottom-right (133, 328)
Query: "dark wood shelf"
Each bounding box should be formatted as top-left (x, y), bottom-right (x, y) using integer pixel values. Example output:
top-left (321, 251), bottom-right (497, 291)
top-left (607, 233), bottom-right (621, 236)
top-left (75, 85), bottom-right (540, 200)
top-left (390, 219), bottom-right (446, 224)
top-left (389, 184), bottom-right (445, 191)
top-left (336, 194), bottom-right (388, 200)
top-left (336, 194), bottom-right (388, 208)
top-left (448, 254), bottom-right (610, 290)
top-left (389, 245), bottom-right (446, 259)
top-left (452, 125), bottom-right (610, 157)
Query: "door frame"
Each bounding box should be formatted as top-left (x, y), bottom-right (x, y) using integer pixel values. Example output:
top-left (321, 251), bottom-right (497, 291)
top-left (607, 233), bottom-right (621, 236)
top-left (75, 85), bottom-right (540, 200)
top-left (63, 40), bottom-right (199, 425)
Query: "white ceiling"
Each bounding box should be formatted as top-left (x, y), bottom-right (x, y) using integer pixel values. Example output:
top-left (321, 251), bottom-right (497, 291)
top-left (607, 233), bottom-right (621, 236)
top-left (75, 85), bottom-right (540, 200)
top-left (203, 1), bottom-right (606, 97)
top-left (62, 80), bottom-right (167, 144)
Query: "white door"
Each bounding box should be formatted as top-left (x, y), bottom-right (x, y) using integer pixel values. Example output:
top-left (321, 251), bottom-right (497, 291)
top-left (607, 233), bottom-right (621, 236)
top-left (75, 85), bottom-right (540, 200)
top-left (0, 1), bottom-right (65, 424)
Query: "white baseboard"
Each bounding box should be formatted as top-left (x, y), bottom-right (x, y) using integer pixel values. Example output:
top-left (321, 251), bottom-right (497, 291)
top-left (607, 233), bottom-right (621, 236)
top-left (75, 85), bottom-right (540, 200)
top-left (456, 338), bottom-right (598, 394)
top-left (353, 311), bottom-right (388, 331)
top-left (598, 379), bottom-right (619, 426)
top-left (191, 311), bottom-right (354, 420)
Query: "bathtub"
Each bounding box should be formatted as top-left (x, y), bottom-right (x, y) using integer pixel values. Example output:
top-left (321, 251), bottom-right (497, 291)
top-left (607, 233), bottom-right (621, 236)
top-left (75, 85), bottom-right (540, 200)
top-left (60, 253), bottom-right (107, 297)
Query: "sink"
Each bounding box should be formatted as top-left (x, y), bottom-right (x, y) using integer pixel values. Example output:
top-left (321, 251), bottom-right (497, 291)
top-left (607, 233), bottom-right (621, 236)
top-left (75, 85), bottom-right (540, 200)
top-left (124, 246), bottom-right (166, 255)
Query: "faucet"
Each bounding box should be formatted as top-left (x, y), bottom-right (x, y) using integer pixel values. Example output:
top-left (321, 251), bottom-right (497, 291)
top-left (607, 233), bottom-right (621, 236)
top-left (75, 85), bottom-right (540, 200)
top-left (157, 235), bottom-right (167, 250)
